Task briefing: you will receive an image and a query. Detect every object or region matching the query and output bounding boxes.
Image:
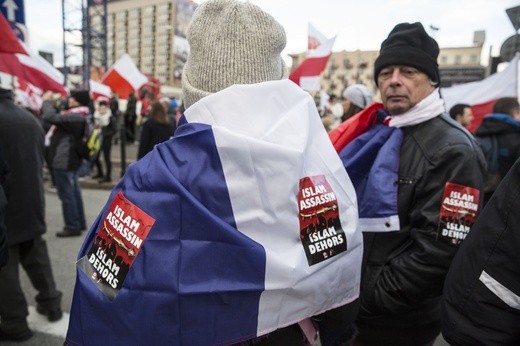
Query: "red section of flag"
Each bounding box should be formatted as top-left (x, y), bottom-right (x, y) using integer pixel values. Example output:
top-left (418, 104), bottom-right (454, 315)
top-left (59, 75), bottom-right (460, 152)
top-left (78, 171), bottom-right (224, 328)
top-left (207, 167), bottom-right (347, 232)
top-left (328, 103), bottom-right (383, 152)
top-left (0, 12), bottom-right (27, 55)
top-left (467, 100), bottom-right (495, 133)
top-left (289, 55), bottom-right (331, 85)
top-left (0, 52), bottom-right (66, 94)
top-left (101, 70), bottom-right (135, 99)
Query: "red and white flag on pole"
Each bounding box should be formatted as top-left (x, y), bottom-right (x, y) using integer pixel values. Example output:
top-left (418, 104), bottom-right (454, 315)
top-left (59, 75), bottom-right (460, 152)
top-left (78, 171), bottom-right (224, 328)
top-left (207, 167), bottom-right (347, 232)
top-left (289, 23), bottom-right (336, 93)
top-left (101, 53), bottom-right (147, 99)
top-left (89, 79), bottom-right (112, 101)
top-left (442, 54), bottom-right (519, 133)
top-left (0, 11), bottom-right (27, 55)
top-left (1, 12), bottom-right (66, 94)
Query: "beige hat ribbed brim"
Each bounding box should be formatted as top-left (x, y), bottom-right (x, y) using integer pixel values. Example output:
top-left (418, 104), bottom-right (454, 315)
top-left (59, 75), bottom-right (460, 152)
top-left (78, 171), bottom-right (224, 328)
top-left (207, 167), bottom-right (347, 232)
top-left (182, 0), bottom-right (288, 109)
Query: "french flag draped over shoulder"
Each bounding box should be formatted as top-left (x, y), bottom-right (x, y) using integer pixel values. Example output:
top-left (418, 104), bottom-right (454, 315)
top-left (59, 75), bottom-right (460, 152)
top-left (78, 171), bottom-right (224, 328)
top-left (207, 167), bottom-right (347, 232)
top-left (442, 54), bottom-right (519, 133)
top-left (329, 104), bottom-right (402, 232)
top-left (101, 53), bottom-right (147, 99)
top-left (289, 23), bottom-right (336, 92)
top-left (66, 80), bottom-right (363, 345)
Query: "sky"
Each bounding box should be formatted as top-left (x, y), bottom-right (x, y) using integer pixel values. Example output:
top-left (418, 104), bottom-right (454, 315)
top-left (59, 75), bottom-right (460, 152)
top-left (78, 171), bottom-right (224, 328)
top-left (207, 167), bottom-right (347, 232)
top-left (21, 0), bottom-right (520, 67)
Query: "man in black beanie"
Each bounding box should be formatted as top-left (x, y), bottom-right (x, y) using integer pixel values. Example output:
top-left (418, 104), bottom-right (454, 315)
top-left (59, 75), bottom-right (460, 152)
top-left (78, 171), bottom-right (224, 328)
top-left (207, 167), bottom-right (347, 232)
top-left (330, 22), bottom-right (486, 345)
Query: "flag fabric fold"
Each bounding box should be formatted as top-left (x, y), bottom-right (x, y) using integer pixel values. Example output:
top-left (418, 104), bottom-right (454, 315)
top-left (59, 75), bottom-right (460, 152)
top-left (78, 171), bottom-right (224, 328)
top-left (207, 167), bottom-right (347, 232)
top-left (89, 79), bottom-right (112, 100)
top-left (329, 104), bottom-right (401, 232)
top-left (66, 80), bottom-right (363, 345)
top-left (0, 12), bottom-right (27, 55)
top-left (442, 54), bottom-right (519, 132)
top-left (0, 42), bottom-right (67, 94)
top-left (289, 24), bottom-right (336, 92)
top-left (101, 53), bottom-right (147, 99)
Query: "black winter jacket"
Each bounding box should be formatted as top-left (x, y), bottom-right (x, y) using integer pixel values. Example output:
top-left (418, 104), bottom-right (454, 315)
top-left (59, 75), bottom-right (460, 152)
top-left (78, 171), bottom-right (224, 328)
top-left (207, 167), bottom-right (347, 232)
top-left (0, 90), bottom-right (47, 245)
top-left (356, 114), bottom-right (486, 345)
top-left (442, 157), bottom-right (520, 345)
top-left (41, 101), bottom-right (87, 171)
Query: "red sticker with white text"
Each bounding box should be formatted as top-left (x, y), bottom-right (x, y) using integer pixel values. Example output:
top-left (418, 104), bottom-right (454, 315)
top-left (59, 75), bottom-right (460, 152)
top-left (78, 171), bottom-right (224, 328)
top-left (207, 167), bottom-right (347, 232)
top-left (298, 175), bottom-right (347, 265)
top-left (78, 192), bottom-right (155, 300)
top-left (437, 182), bottom-right (480, 246)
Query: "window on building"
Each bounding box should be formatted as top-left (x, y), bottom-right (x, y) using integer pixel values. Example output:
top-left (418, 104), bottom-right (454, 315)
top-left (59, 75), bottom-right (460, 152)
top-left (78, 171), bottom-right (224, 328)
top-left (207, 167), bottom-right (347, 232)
top-left (455, 55), bottom-right (461, 65)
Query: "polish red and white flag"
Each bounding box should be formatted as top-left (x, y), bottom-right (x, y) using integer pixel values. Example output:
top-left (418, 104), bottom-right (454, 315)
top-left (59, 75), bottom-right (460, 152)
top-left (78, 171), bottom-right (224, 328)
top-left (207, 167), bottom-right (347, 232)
top-left (101, 53), bottom-right (147, 99)
top-left (442, 54), bottom-right (519, 133)
top-left (89, 79), bottom-right (112, 101)
top-left (289, 23), bottom-right (336, 93)
top-left (0, 11), bottom-right (27, 55)
top-left (0, 15), bottom-right (66, 94)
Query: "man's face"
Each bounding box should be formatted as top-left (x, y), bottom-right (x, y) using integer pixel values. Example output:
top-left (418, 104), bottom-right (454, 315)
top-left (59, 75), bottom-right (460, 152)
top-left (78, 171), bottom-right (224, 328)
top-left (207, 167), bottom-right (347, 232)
top-left (458, 107), bottom-right (474, 126)
top-left (68, 97), bottom-right (79, 108)
top-left (377, 65), bottom-right (435, 115)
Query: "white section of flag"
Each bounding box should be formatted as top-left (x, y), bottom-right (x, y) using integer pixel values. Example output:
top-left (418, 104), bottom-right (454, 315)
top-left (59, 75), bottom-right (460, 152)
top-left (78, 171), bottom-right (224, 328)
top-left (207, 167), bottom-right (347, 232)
top-left (111, 53), bottom-right (147, 91)
top-left (442, 54), bottom-right (519, 111)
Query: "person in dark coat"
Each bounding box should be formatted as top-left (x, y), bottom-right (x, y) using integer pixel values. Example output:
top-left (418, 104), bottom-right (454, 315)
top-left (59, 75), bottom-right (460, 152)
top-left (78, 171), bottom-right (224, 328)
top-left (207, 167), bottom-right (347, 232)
top-left (124, 91), bottom-right (137, 142)
top-left (329, 22), bottom-right (486, 345)
top-left (0, 144), bottom-right (8, 269)
top-left (41, 90), bottom-right (89, 237)
top-left (137, 100), bottom-right (176, 160)
top-left (442, 156), bottom-right (520, 345)
top-left (475, 97), bottom-right (520, 203)
top-left (0, 87), bottom-right (63, 342)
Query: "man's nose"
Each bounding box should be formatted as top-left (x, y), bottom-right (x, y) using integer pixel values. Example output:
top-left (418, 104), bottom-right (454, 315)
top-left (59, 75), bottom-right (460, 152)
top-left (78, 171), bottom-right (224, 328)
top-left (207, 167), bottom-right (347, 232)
top-left (389, 69), bottom-right (402, 84)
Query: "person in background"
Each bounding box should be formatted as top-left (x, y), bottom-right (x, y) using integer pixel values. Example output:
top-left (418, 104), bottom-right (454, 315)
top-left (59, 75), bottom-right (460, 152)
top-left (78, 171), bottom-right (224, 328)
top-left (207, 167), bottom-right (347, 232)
top-left (41, 90), bottom-right (88, 237)
top-left (449, 103), bottom-right (474, 127)
top-left (124, 91), bottom-right (137, 143)
top-left (137, 100), bottom-right (176, 160)
top-left (65, 1), bottom-right (363, 345)
top-left (329, 22), bottom-right (485, 346)
top-left (0, 145), bottom-right (7, 270)
top-left (475, 97), bottom-right (520, 203)
top-left (322, 94), bottom-right (344, 131)
top-left (442, 155), bottom-right (520, 345)
top-left (92, 99), bottom-right (116, 183)
top-left (341, 84), bottom-right (373, 122)
top-left (0, 84), bottom-right (63, 342)
top-left (110, 92), bottom-right (121, 144)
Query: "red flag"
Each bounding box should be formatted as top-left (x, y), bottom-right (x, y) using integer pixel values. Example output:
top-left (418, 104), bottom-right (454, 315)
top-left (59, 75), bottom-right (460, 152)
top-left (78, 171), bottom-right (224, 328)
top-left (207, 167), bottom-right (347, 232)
top-left (442, 54), bottom-right (519, 133)
top-left (289, 24), bottom-right (336, 92)
top-left (0, 12), bottom-right (27, 55)
top-left (101, 54), bottom-right (147, 99)
top-left (89, 79), bottom-right (112, 100)
top-left (0, 42), bottom-right (66, 94)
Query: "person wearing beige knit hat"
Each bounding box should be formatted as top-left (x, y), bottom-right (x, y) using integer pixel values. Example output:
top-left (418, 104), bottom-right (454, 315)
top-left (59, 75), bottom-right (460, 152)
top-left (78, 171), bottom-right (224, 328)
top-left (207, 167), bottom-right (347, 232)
top-left (64, 1), bottom-right (363, 345)
top-left (181, 0), bottom-right (288, 109)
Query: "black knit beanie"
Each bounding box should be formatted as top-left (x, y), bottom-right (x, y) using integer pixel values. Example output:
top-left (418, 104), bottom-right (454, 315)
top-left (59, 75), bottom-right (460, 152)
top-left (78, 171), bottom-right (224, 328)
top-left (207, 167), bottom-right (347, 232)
top-left (70, 89), bottom-right (91, 107)
top-left (374, 22), bottom-right (440, 86)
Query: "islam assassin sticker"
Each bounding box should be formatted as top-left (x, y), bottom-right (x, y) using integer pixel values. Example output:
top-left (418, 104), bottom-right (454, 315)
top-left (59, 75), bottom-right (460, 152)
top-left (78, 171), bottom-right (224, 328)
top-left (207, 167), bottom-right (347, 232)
top-left (77, 192), bottom-right (155, 300)
top-left (298, 175), bottom-right (347, 266)
top-left (437, 182), bottom-right (480, 246)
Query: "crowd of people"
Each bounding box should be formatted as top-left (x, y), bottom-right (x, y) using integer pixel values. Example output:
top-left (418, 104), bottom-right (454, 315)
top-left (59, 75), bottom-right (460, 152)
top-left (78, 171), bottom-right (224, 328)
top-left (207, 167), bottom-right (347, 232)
top-left (1, 0), bottom-right (519, 344)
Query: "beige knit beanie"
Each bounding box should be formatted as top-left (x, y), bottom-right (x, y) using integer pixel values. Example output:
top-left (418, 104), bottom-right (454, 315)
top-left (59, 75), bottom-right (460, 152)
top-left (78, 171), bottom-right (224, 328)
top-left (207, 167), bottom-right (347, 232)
top-left (181, 0), bottom-right (288, 109)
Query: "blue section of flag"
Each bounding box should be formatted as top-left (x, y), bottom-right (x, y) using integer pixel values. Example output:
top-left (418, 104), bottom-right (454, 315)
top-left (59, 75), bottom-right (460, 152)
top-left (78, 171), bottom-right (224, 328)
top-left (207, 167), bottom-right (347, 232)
top-left (67, 123), bottom-right (266, 345)
top-left (339, 124), bottom-right (402, 222)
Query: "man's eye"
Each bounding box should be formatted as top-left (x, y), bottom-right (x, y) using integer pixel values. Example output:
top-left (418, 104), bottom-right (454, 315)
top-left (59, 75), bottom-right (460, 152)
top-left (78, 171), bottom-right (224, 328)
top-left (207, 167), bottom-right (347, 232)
top-left (402, 68), bottom-right (418, 75)
top-left (379, 70), bottom-right (392, 78)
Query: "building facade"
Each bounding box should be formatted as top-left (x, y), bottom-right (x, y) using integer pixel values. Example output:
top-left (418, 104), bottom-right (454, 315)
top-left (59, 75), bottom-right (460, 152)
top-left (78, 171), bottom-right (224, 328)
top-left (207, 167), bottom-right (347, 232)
top-left (103, 0), bottom-right (197, 90)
